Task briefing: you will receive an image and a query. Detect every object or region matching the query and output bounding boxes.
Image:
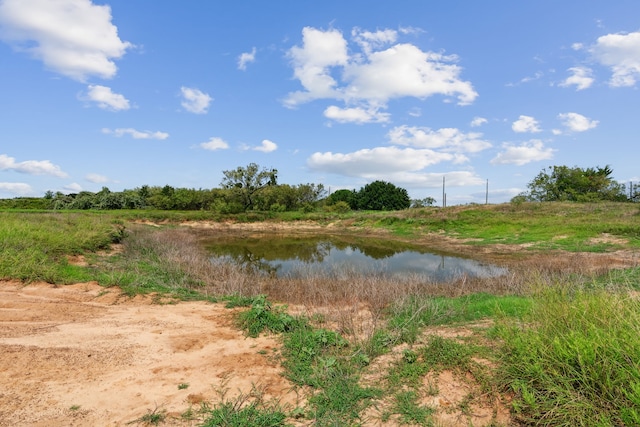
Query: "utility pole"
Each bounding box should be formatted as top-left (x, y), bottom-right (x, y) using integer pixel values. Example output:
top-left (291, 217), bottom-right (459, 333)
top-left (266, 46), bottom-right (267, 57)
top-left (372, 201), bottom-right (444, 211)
top-left (442, 176), bottom-right (446, 208)
top-left (486, 179), bottom-right (489, 205)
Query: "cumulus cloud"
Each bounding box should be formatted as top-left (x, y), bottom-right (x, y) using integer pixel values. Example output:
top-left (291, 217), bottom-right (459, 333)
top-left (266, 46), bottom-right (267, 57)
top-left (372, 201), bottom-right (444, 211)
top-left (0, 154), bottom-right (68, 177)
top-left (387, 125), bottom-right (492, 154)
top-left (180, 87), bottom-right (212, 114)
top-left (323, 105), bottom-right (390, 124)
top-left (0, 182), bottom-right (32, 195)
top-left (512, 115), bottom-right (541, 133)
top-left (559, 66), bottom-right (594, 90)
top-left (254, 139), bottom-right (278, 153)
top-left (590, 30), bottom-right (640, 87)
top-left (102, 128), bottom-right (169, 140)
top-left (490, 140), bottom-right (556, 165)
top-left (308, 146), bottom-right (454, 177)
top-left (85, 173), bottom-right (108, 183)
top-left (64, 182), bottom-right (83, 192)
top-left (285, 27), bottom-right (349, 106)
top-left (557, 112), bottom-right (599, 132)
top-left (284, 26), bottom-right (477, 120)
top-left (308, 146), bottom-right (485, 189)
top-left (307, 125), bottom-right (493, 187)
top-left (470, 117), bottom-right (488, 127)
top-left (0, 0), bottom-right (132, 81)
top-left (238, 47), bottom-right (256, 70)
top-left (85, 85), bottom-right (130, 111)
top-left (199, 137), bottom-right (229, 151)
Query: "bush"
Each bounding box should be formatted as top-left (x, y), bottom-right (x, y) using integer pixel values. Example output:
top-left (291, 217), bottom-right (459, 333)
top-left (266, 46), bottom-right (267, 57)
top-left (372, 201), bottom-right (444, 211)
top-left (355, 180), bottom-right (410, 211)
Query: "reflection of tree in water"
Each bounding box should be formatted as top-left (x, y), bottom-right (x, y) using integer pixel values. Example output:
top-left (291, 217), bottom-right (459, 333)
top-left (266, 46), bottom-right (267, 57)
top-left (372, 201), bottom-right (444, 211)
top-left (206, 234), bottom-right (442, 274)
top-left (330, 239), bottom-right (403, 259)
top-left (208, 237), bottom-right (333, 275)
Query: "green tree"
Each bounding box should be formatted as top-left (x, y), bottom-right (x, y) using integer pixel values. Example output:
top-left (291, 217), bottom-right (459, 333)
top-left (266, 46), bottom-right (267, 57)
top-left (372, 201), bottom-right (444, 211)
top-left (518, 165), bottom-right (626, 202)
top-left (411, 197), bottom-right (436, 208)
top-left (326, 189), bottom-right (357, 208)
top-left (355, 180), bottom-right (410, 210)
top-left (220, 163), bottom-right (278, 211)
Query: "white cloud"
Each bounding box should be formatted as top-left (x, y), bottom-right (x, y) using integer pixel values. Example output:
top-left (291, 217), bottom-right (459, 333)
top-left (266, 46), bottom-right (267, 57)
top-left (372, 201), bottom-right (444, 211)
top-left (559, 67), bottom-right (594, 90)
top-left (408, 107), bottom-right (422, 117)
top-left (507, 72), bottom-right (543, 87)
top-left (85, 85), bottom-right (130, 111)
top-left (199, 137), bottom-right (229, 151)
top-left (285, 27), bottom-right (349, 106)
top-left (308, 146), bottom-right (485, 189)
top-left (470, 117), bottom-right (488, 127)
top-left (180, 87), bottom-right (212, 114)
top-left (0, 154), bottom-right (68, 177)
top-left (343, 43), bottom-right (477, 105)
top-left (284, 26), bottom-right (477, 113)
top-left (590, 31), bottom-right (640, 87)
top-left (0, 0), bottom-right (132, 81)
top-left (254, 139), bottom-right (278, 153)
top-left (387, 125), bottom-right (492, 154)
top-left (64, 182), bottom-right (83, 192)
top-left (557, 112), bottom-right (598, 132)
top-left (0, 182), bottom-right (32, 195)
top-left (85, 173), bottom-right (108, 183)
top-left (308, 146), bottom-right (454, 177)
top-left (323, 105), bottom-right (390, 124)
top-left (238, 47), bottom-right (256, 70)
top-left (351, 27), bottom-right (397, 54)
top-left (102, 128), bottom-right (169, 140)
top-left (490, 140), bottom-right (556, 165)
top-left (512, 115), bottom-right (541, 133)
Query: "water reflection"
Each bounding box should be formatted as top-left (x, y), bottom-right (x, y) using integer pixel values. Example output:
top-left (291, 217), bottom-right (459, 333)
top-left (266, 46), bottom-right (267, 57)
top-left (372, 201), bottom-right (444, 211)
top-left (204, 234), bottom-right (507, 282)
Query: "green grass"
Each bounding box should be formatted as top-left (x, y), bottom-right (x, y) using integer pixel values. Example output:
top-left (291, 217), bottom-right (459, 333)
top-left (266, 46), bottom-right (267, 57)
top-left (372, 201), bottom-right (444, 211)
top-left (384, 293), bottom-right (532, 344)
top-left (0, 211), bottom-right (124, 282)
top-left (391, 390), bottom-right (434, 425)
top-left (495, 287), bottom-right (640, 426)
top-left (200, 398), bottom-right (290, 427)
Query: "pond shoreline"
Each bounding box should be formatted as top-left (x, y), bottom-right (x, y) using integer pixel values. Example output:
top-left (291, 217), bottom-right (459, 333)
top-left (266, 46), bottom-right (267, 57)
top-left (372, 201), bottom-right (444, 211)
top-left (175, 219), bottom-right (639, 274)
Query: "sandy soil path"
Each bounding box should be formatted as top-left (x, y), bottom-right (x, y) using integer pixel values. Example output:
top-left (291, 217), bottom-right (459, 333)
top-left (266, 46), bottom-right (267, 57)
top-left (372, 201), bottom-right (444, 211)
top-left (0, 281), bottom-right (300, 426)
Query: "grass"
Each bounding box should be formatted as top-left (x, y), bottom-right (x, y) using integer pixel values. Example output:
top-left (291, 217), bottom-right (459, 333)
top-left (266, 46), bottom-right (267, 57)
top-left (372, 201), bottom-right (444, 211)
top-left (1, 204), bottom-right (640, 425)
top-left (0, 211), bottom-right (125, 282)
top-left (495, 286), bottom-right (640, 426)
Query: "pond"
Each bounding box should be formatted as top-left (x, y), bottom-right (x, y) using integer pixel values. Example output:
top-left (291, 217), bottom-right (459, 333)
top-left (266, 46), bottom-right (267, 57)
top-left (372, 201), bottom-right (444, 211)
top-left (203, 234), bottom-right (508, 282)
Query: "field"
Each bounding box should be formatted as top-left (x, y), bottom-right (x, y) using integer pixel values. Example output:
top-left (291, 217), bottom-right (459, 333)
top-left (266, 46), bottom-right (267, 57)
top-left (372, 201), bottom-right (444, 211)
top-left (1, 202), bottom-right (639, 426)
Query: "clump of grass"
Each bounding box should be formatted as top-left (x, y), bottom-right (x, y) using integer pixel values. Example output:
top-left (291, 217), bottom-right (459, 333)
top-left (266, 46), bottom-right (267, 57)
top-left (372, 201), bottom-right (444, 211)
top-left (195, 376), bottom-right (296, 426)
top-left (496, 287), bottom-right (640, 426)
top-left (236, 295), bottom-right (302, 337)
top-left (199, 387), bottom-right (290, 427)
top-left (127, 405), bottom-right (166, 425)
top-left (391, 390), bottom-right (434, 425)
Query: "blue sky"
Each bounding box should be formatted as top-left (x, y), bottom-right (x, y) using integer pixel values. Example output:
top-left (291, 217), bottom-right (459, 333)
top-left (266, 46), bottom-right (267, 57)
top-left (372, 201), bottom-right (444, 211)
top-left (1, 0), bottom-right (639, 205)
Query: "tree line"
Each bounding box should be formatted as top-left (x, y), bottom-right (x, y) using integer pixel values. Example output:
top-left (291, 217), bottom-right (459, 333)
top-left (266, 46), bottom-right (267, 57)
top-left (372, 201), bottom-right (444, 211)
top-left (0, 163), bottom-right (637, 211)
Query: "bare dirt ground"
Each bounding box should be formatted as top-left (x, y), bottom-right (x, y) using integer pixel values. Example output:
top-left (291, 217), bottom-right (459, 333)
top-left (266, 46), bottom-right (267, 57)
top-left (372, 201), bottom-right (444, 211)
top-left (0, 281), bottom-right (301, 426)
